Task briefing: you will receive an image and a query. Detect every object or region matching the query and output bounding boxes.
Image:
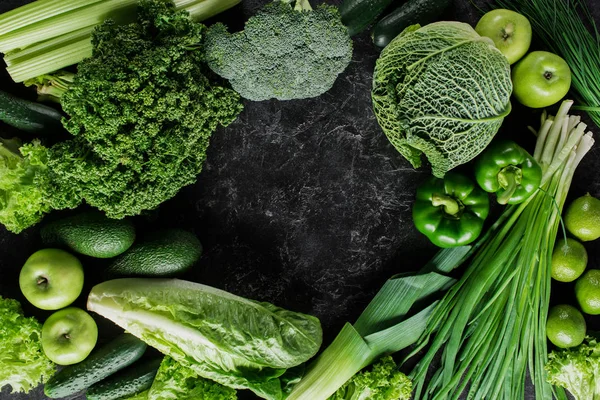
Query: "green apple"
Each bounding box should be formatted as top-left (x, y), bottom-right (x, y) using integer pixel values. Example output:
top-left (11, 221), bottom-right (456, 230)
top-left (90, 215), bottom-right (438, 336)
top-left (475, 9), bottom-right (532, 64)
top-left (19, 248), bottom-right (84, 310)
top-left (41, 307), bottom-right (98, 365)
top-left (511, 51), bottom-right (572, 109)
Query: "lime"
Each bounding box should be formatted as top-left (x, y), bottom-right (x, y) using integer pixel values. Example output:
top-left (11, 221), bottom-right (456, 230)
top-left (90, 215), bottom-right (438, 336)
top-left (551, 238), bottom-right (588, 282)
top-left (575, 269), bottom-right (600, 315)
top-left (546, 304), bottom-right (586, 348)
top-left (564, 193), bottom-right (600, 241)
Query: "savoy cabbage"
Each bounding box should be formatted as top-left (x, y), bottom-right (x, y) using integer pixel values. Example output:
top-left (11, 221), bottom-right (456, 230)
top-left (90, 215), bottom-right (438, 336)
top-left (372, 22), bottom-right (512, 177)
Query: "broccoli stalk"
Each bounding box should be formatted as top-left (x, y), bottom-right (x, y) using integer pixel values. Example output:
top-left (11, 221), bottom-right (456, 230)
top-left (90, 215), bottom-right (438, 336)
top-left (284, 0), bottom-right (313, 11)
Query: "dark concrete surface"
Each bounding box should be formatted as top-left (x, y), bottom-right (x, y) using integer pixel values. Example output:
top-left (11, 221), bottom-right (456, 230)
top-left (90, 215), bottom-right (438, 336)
top-left (0, 0), bottom-right (598, 399)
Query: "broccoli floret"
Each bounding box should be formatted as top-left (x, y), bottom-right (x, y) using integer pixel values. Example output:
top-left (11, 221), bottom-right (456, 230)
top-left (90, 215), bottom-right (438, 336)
top-left (204, 0), bottom-right (352, 101)
top-left (546, 334), bottom-right (600, 400)
top-left (0, 138), bottom-right (51, 233)
top-left (329, 356), bottom-right (412, 400)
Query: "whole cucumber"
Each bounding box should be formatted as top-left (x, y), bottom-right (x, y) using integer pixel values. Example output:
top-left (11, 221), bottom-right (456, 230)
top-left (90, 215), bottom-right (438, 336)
top-left (0, 89), bottom-right (63, 133)
top-left (340, 0), bottom-right (402, 36)
top-left (105, 229), bottom-right (202, 278)
top-left (373, 0), bottom-right (452, 48)
top-left (86, 358), bottom-right (162, 400)
top-left (44, 333), bottom-right (147, 399)
top-left (41, 211), bottom-right (136, 258)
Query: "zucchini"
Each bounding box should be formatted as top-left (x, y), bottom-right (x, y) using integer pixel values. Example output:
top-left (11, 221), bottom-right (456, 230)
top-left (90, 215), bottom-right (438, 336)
top-left (373, 0), bottom-right (451, 48)
top-left (0, 89), bottom-right (63, 133)
top-left (44, 333), bottom-right (147, 399)
top-left (339, 0), bottom-right (401, 37)
top-left (86, 358), bottom-right (162, 400)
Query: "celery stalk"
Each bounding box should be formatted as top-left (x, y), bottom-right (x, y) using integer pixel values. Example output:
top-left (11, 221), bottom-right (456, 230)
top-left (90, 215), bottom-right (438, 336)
top-left (0, 0), bottom-right (103, 36)
top-left (0, 0), bottom-right (137, 53)
top-left (183, 0), bottom-right (241, 20)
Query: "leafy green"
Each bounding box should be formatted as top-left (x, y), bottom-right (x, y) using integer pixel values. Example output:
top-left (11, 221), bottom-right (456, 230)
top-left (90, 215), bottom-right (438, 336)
top-left (0, 296), bottom-right (55, 393)
top-left (149, 356), bottom-right (236, 400)
top-left (204, 0), bottom-right (352, 101)
top-left (87, 278), bottom-right (322, 400)
top-left (0, 138), bottom-right (51, 233)
top-left (546, 334), bottom-right (600, 400)
top-left (372, 22), bottom-right (512, 178)
top-left (329, 356), bottom-right (411, 400)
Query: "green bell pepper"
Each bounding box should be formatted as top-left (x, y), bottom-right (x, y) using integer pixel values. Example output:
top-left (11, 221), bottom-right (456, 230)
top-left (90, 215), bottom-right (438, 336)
top-left (474, 140), bottom-right (542, 205)
top-left (412, 172), bottom-right (490, 248)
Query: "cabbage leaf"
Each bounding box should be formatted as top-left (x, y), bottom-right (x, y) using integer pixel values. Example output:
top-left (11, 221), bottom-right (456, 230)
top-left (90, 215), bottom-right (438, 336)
top-left (0, 296), bottom-right (55, 393)
top-left (87, 278), bottom-right (322, 400)
top-left (372, 22), bottom-right (512, 177)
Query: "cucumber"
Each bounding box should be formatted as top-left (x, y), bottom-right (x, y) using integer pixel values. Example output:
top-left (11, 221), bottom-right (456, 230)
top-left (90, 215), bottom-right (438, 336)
top-left (373, 0), bottom-right (452, 48)
top-left (105, 229), bottom-right (202, 278)
top-left (0, 89), bottom-right (63, 133)
top-left (41, 210), bottom-right (136, 259)
top-left (339, 0), bottom-right (401, 37)
top-left (86, 358), bottom-right (162, 400)
top-left (44, 333), bottom-right (147, 399)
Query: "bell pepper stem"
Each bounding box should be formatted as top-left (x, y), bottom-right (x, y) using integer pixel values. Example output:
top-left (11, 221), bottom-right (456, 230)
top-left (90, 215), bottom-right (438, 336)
top-left (431, 194), bottom-right (460, 216)
top-left (497, 166), bottom-right (522, 205)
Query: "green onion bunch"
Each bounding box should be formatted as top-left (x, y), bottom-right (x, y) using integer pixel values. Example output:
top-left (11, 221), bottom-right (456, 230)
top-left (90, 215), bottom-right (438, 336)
top-left (407, 100), bottom-right (594, 400)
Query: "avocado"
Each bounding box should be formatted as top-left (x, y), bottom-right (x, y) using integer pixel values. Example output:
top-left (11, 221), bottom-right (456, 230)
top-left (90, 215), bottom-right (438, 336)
top-left (41, 211), bottom-right (135, 259)
top-left (105, 229), bottom-right (202, 277)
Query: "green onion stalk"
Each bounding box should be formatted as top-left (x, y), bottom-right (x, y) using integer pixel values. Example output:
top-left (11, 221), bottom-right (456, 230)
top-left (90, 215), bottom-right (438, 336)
top-left (0, 0), bottom-right (240, 82)
top-left (495, 0), bottom-right (600, 128)
top-left (407, 99), bottom-right (594, 400)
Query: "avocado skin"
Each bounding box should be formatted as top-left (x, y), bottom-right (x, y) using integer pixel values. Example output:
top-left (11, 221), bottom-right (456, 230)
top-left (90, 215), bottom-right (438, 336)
top-left (106, 229), bottom-right (202, 278)
top-left (41, 211), bottom-right (136, 259)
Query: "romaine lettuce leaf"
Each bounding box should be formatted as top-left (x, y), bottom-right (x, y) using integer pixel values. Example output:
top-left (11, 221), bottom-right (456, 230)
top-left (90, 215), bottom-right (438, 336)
top-left (0, 296), bottom-right (55, 393)
top-left (87, 278), bottom-right (322, 400)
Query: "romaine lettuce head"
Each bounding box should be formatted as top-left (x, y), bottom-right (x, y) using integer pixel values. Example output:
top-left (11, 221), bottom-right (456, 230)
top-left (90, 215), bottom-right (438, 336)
top-left (87, 279), bottom-right (322, 400)
top-left (372, 22), bottom-right (512, 178)
top-left (0, 296), bottom-right (55, 393)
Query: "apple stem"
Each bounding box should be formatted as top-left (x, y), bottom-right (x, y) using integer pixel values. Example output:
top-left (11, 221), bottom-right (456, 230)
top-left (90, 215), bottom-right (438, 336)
top-left (37, 276), bottom-right (48, 286)
top-left (63, 333), bottom-right (70, 340)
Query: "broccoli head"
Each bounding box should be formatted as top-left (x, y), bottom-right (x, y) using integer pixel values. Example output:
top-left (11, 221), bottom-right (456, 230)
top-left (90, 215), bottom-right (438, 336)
top-left (546, 334), bottom-right (600, 400)
top-left (329, 356), bottom-right (412, 400)
top-left (204, 0), bottom-right (353, 101)
top-left (0, 138), bottom-right (51, 233)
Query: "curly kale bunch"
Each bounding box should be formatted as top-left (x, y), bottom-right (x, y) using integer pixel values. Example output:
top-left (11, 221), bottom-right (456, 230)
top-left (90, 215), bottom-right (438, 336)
top-left (204, 0), bottom-right (352, 101)
top-left (46, 0), bottom-right (243, 219)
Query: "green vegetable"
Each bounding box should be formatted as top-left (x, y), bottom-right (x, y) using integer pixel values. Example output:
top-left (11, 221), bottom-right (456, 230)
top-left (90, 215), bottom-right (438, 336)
top-left (149, 356), bottom-right (236, 400)
top-left (339, 0), bottom-right (396, 37)
top-left (372, 22), bottom-right (512, 178)
top-left (328, 356), bottom-right (412, 400)
top-left (474, 139), bottom-right (542, 205)
top-left (0, 0), bottom-right (241, 82)
top-left (87, 278), bottom-right (323, 400)
top-left (0, 296), bottom-right (55, 393)
top-left (372, 0), bottom-right (451, 48)
top-left (0, 89), bottom-right (63, 133)
top-left (495, 0), bottom-right (600, 128)
top-left (204, 0), bottom-right (352, 101)
top-left (86, 358), bottom-right (161, 400)
top-left (412, 172), bottom-right (490, 248)
top-left (287, 247), bottom-right (468, 400)
top-left (105, 229), bottom-right (202, 278)
top-left (546, 334), bottom-right (600, 400)
top-left (407, 100), bottom-right (594, 400)
top-left (44, 333), bottom-right (147, 398)
top-left (0, 137), bottom-right (51, 233)
top-left (41, 211), bottom-right (136, 258)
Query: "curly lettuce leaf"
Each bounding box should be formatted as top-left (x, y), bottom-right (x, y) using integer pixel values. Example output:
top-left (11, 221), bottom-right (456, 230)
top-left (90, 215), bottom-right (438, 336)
top-left (88, 278), bottom-right (322, 400)
top-left (329, 356), bottom-right (411, 400)
top-left (0, 296), bottom-right (55, 393)
top-left (149, 356), bottom-right (236, 400)
top-left (372, 22), bottom-right (512, 178)
top-left (546, 335), bottom-right (600, 400)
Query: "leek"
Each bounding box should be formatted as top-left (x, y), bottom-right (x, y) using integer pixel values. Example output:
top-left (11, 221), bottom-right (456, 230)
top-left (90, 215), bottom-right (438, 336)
top-left (0, 0), bottom-right (241, 82)
top-left (286, 246), bottom-right (471, 400)
top-left (407, 100), bottom-right (594, 400)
